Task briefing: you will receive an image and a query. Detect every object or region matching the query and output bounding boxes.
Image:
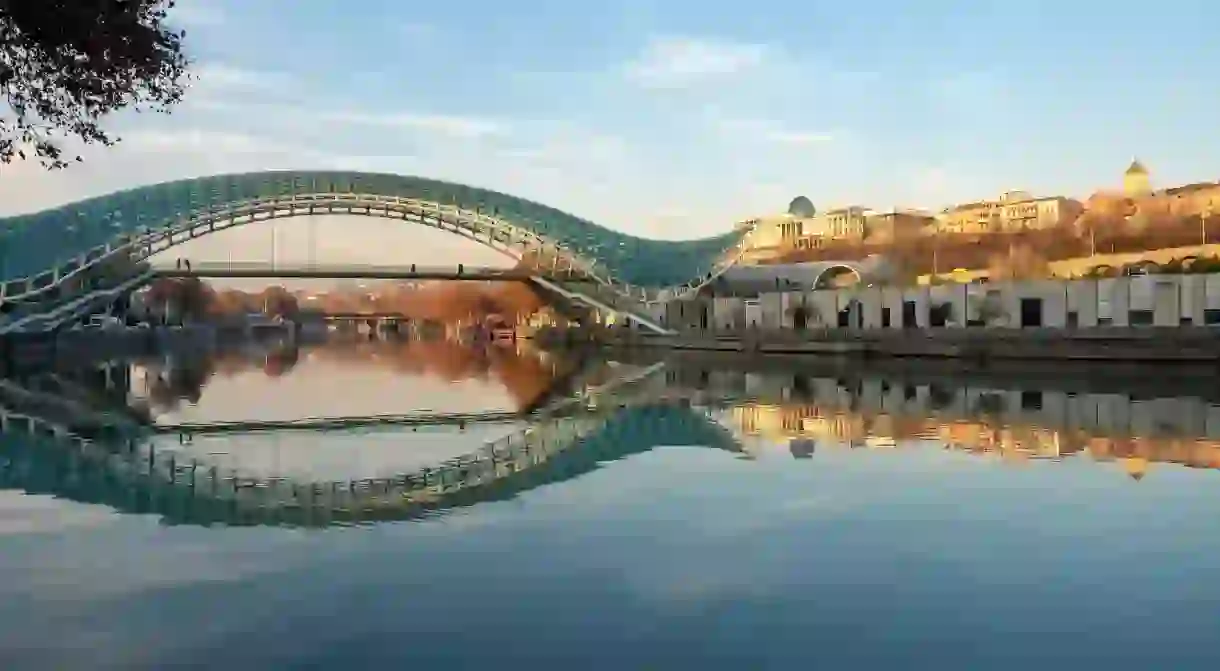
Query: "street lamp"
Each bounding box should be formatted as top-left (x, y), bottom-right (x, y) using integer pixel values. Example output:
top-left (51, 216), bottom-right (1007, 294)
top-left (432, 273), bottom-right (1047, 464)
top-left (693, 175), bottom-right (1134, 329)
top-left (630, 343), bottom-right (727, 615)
top-left (1203, 204), bottom-right (1213, 247)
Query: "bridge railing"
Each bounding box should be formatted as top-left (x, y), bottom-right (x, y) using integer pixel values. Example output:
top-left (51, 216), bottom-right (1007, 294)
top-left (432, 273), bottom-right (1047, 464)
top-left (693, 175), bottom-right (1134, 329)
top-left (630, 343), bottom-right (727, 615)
top-left (151, 260), bottom-right (578, 280)
top-left (2, 193), bottom-right (750, 315)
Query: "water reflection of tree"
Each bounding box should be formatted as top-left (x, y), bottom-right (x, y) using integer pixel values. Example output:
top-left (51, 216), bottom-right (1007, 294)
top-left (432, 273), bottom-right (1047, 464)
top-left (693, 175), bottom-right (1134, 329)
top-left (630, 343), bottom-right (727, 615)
top-left (146, 358), bottom-right (216, 411)
top-left (263, 344), bottom-right (300, 377)
top-left (153, 340), bottom-right (567, 412)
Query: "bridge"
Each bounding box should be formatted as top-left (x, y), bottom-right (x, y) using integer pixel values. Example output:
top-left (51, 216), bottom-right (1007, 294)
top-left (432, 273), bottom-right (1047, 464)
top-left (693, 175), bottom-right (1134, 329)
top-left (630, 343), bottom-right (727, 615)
top-left (153, 411), bottom-right (524, 438)
top-left (0, 357), bottom-right (744, 528)
top-left (152, 261), bottom-right (577, 282)
top-left (0, 171), bottom-right (759, 335)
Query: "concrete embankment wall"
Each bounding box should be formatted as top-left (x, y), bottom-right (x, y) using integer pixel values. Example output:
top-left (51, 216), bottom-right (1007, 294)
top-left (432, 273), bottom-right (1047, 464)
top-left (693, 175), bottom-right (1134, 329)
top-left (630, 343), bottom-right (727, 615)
top-left (593, 273), bottom-right (1220, 362)
top-left (598, 327), bottom-right (1220, 362)
top-left (599, 348), bottom-right (1220, 400)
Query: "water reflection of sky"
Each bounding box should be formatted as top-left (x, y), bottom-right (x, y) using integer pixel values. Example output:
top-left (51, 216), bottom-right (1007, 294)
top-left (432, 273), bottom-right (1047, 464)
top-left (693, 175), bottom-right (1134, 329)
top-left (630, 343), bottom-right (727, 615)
top-left (143, 358), bottom-right (519, 423)
top-left (6, 352), bottom-right (1220, 668)
top-left (2, 445), bottom-right (1219, 669)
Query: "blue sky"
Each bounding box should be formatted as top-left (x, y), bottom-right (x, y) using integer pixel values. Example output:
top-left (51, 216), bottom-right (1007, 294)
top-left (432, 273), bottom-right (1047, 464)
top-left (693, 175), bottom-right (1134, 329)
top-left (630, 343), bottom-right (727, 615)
top-left (3, 0), bottom-right (1220, 259)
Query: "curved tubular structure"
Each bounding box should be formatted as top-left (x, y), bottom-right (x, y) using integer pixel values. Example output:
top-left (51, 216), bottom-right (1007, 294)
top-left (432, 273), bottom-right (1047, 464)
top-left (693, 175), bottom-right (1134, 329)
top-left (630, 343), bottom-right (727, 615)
top-left (0, 171), bottom-right (757, 314)
top-left (0, 399), bottom-right (742, 529)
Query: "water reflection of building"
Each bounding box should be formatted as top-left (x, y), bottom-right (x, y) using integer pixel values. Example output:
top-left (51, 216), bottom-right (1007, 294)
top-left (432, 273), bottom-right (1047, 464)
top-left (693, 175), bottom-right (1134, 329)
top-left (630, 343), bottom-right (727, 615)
top-left (722, 377), bottom-right (1220, 478)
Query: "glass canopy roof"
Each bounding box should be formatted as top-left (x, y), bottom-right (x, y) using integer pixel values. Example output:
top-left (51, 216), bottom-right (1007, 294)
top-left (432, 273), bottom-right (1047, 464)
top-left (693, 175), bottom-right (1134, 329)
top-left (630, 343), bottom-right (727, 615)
top-left (0, 171), bottom-right (749, 288)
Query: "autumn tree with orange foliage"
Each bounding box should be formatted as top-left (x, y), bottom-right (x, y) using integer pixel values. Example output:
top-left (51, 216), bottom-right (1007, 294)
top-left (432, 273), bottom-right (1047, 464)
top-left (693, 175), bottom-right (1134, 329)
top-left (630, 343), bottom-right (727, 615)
top-left (209, 288), bottom-right (255, 316)
top-left (144, 277), bottom-right (214, 322)
top-left (257, 286), bottom-right (299, 317)
top-left (986, 244), bottom-right (1050, 281)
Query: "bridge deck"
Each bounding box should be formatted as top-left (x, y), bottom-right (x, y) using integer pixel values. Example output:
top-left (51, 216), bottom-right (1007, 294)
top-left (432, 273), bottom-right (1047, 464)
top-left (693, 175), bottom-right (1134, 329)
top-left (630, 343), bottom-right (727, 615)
top-left (153, 263), bottom-right (575, 282)
top-left (153, 410), bottom-right (525, 436)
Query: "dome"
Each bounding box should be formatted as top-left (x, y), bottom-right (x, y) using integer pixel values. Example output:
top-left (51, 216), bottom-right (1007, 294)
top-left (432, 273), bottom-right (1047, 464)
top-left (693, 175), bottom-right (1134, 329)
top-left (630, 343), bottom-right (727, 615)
top-left (1121, 456), bottom-right (1149, 481)
top-left (787, 196), bottom-right (816, 218)
top-left (1125, 159), bottom-right (1148, 175)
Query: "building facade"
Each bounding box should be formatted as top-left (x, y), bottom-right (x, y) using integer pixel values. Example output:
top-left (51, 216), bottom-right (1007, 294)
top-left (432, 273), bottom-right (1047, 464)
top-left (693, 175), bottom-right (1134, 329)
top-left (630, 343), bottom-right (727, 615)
top-left (865, 210), bottom-right (935, 243)
top-left (1000, 194), bottom-right (1084, 232)
top-left (1134, 181), bottom-right (1220, 221)
top-left (740, 214), bottom-right (813, 263)
top-left (935, 191), bottom-right (1082, 235)
top-left (1084, 161), bottom-right (1220, 228)
top-left (816, 206), bottom-right (869, 240)
top-left (936, 200), bottom-right (1003, 235)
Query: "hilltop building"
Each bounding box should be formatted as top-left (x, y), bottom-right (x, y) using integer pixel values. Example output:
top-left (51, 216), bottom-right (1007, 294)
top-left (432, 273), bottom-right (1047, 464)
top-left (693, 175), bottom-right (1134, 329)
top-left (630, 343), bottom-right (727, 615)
top-left (737, 159), bottom-right (1220, 268)
top-left (934, 190), bottom-right (1083, 235)
top-left (741, 198), bottom-right (934, 262)
top-left (1085, 160), bottom-right (1220, 225)
top-left (1123, 159), bottom-right (1152, 197)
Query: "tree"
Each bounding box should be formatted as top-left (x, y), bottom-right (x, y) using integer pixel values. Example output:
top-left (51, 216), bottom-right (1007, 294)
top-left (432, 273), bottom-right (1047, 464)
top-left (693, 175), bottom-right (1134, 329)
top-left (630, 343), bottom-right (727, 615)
top-left (0, 0), bottom-right (190, 168)
top-left (209, 288), bottom-right (255, 315)
top-left (986, 244), bottom-right (1049, 281)
top-left (971, 291), bottom-right (1007, 326)
top-left (144, 276), bottom-right (210, 322)
top-left (258, 286), bottom-right (300, 317)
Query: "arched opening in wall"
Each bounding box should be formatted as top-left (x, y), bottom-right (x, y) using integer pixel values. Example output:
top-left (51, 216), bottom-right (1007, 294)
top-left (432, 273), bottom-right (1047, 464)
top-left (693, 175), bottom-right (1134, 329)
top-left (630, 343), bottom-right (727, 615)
top-left (1124, 260), bottom-right (1159, 276)
top-left (929, 302), bottom-right (954, 327)
top-left (791, 306), bottom-right (811, 331)
top-left (837, 299), bottom-right (862, 328)
top-left (815, 265), bottom-right (862, 290)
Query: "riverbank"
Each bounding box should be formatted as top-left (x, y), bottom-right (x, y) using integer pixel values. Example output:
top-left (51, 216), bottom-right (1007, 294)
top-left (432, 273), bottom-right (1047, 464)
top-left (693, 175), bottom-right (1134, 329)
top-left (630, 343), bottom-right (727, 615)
top-left (565, 326), bottom-right (1220, 362)
top-left (597, 346), bottom-right (1220, 400)
top-left (0, 323), bottom-right (316, 377)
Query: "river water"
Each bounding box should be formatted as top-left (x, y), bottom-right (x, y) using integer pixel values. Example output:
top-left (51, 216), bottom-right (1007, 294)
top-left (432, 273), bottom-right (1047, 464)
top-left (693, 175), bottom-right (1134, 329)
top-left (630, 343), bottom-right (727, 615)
top-left (1, 337), bottom-right (1219, 669)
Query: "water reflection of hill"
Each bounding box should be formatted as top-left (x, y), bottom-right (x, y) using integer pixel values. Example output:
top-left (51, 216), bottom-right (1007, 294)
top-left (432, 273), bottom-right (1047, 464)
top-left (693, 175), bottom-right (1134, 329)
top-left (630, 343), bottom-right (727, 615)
top-left (142, 340), bottom-right (571, 415)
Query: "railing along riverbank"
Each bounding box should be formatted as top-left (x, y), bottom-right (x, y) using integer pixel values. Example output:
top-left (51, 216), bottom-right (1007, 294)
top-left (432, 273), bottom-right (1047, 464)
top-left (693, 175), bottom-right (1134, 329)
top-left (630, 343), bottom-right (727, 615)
top-left (543, 325), bottom-right (1220, 363)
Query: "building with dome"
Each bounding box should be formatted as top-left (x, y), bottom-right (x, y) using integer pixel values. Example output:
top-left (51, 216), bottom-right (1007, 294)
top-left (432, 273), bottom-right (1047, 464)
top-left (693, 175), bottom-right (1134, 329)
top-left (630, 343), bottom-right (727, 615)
top-left (1104, 158), bottom-right (1220, 223)
top-left (1123, 158), bottom-right (1152, 197)
top-left (741, 196), bottom-right (934, 264)
top-left (787, 196), bottom-right (816, 218)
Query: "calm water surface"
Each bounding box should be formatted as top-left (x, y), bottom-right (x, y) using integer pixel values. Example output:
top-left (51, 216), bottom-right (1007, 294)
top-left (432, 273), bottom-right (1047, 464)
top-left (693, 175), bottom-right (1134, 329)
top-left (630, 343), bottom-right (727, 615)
top-left (1, 339), bottom-right (1219, 669)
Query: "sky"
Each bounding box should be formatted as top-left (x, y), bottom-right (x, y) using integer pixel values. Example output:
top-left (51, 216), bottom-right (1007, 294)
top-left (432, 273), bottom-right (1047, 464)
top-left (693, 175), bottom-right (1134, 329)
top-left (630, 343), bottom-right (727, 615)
top-left (3, 0), bottom-right (1220, 266)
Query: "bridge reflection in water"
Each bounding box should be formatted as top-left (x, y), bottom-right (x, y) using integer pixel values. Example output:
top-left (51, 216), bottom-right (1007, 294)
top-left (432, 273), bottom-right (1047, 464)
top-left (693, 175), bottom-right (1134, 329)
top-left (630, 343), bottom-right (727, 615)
top-left (5, 346), bottom-right (1220, 529)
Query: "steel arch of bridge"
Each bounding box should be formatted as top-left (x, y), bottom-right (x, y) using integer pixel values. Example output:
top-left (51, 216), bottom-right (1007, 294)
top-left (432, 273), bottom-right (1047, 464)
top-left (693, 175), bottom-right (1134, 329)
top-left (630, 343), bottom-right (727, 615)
top-left (0, 171), bottom-right (757, 307)
top-left (0, 395), bottom-right (744, 529)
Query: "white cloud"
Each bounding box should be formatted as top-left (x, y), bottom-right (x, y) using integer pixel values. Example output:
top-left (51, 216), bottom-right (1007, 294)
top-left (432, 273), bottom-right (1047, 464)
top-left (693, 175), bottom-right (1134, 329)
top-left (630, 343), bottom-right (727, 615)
top-left (169, 0), bottom-right (226, 27)
top-left (316, 110), bottom-right (506, 139)
top-left (624, 36), bottom-right (767, 89)
top-left (121, 129), bottom-right (276, 154)
top-left (712, 118), bottom-right (835, 146)
top-left (499, 128), bottom-right (629, 166)
top-left (187, 99), bottom-right (508, 140)
top-left (765, 130), bottom-right (835, 145)
top-left (0, 131), bottom-right (339, 215)
top-left (189, 63), bottom-right (295, 93)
